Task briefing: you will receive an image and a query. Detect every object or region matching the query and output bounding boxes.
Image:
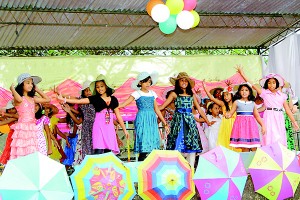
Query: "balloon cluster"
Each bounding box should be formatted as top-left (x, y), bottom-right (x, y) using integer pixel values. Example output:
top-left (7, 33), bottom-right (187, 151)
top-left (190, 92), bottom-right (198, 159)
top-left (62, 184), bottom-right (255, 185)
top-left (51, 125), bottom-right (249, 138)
top-left (146, 0), bottom-right (200, 34)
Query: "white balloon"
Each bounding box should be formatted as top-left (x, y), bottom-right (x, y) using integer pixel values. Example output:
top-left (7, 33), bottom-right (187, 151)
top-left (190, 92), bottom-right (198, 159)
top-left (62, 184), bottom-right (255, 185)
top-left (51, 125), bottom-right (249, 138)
top-left (176, 10), bottom-right (194, 30)
top-left (151, 4), bottom-right (170, 23)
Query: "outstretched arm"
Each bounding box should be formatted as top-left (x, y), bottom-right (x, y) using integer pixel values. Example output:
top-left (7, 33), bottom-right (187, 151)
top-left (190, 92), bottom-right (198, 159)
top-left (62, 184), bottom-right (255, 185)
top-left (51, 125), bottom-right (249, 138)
top-left (202, 80), bottom-right (225, 107)
top-left (57, 94), bottom-right (90, 104)
top-left (193, 94), bottom-right (211, 125)
top-left (61, 104), bottom-right (83, 125)
top-left (236, 65), bottom-right (262, 95)
top-left (118, 96), bottom-right (135, 108)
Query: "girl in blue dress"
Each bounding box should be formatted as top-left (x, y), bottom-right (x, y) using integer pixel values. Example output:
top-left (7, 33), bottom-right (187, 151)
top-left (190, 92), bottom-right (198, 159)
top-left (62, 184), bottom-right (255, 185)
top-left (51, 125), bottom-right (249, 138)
top-left (119, 71), bottom-right (169, 161)
top-left (160, 72), bottom-right (212, 168)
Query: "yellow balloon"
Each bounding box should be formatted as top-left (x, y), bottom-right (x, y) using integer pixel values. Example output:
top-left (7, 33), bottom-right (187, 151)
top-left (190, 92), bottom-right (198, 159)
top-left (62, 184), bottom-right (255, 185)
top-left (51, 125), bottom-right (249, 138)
top-left (166, 0), bottom-right (184, 15)
top-left (190, 10), bottom-right (200, 28)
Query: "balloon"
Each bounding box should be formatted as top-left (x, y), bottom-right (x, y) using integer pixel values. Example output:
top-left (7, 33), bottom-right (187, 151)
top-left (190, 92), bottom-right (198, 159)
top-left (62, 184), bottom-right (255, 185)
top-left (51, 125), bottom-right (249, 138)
top-left (190, 10), bottom-right (200, 27)
top-left (151, 4), bottom-right (170, 23)
top-left (176, 10), bottom-right (194, 30)
top-left (146, 0), bottom-right (164, 16)
top-left (166, 0), bottom-right (184, 15)
top-left (183, 0), bottom-right (197, 11)
top-left (159, 15), bottom-right (177, 34)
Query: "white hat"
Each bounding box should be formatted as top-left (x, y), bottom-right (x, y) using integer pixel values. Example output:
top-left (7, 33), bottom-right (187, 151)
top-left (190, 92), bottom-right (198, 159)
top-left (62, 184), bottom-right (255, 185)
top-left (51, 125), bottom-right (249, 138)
top-left (131, 71), bottom-right (158, 90)
top-left (81, 80), bottom-right (92, 91)
top-left (5, 100), bottom-right (14, 110)
top-left (90, 74), bottom-right (114, 95)
top-left (17, 73), bottom-right (42, 85)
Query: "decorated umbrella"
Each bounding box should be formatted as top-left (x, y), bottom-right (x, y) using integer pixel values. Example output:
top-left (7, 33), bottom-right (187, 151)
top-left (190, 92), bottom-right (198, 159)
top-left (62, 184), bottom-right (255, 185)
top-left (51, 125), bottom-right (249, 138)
top-left (137, 150), bottom-right (195, 200)
top-left (193, 146), bottom-right (247, 200)
top-left (70, 152), bottom-right (135, 200)
top-left (0, 152), bottom-right (73, 199)
top-left (249, 142), bottom-right (300, 200)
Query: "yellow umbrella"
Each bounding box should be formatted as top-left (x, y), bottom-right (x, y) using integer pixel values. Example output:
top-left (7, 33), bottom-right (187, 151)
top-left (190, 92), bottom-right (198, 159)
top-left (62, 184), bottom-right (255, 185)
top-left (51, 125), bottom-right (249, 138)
top-left (70, 152), bottom-right (135, 200)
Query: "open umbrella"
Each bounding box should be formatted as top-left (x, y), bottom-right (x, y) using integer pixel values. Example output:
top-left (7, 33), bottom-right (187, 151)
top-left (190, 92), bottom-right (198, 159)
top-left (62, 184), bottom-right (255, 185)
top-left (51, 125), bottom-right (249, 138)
top-left (138, 150), bottom-right (195, 200)
top-left (193, 146), bottom-right (247, 200)
top-left (249, 142), bottom-right (300, 200)
top-left (70, 152), bottom-right (135, 200)
top-left (0, 152), bottom-right (73, 199)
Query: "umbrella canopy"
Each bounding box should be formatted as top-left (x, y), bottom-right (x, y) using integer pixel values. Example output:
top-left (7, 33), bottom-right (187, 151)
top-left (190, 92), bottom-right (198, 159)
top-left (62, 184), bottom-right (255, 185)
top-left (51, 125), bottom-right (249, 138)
top-left (137, 150), bottom-right (195, 200)
top-left (70, 153), bottom-right (135, 200)
top-left (249, 142), bottom-right (300, 200)
top-left (193, 146), bottom-right (247, 200)
top-left (0, 152), bottom-right (73, 199)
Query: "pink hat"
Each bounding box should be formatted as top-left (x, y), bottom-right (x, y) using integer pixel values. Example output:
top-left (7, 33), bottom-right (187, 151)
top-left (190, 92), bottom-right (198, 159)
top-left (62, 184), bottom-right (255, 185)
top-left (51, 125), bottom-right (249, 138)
top-left (259, 73), bottom-right (284, 87)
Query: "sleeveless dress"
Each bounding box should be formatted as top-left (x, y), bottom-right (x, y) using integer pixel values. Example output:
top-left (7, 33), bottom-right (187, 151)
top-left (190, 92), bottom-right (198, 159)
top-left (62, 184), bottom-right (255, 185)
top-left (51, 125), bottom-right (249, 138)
top-left (36, 115), bottom-right (50, 156)
top-left (0, 122), bottom-right (15, 164)
top-left (217, 105), bottom-right (241, 152)
top-left (80, 103), bottom-right (95, 157)
top-left (167, 96), bottom-right (202, 153)
top-left (134, 93), bottom-right (160, 153)
top-left (10, 97), bottom-right (38, 159)
top-left (48, 116), bottom-right (62, 161)
top-left (230, 100), bottom-right (261, 148)
top-left (63, 119), bottom-right (78, 166)
top-left (205, 115), bottom-right (222, 150)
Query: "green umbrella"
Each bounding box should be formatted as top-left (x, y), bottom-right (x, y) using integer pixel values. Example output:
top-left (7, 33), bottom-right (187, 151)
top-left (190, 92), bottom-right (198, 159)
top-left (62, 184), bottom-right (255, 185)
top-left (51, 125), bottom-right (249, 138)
top-left (0, 152), bottom-right (73, 199)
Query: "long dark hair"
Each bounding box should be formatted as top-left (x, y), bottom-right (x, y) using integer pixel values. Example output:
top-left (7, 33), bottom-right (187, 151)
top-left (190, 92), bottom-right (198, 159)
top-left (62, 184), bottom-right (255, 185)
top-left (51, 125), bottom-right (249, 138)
top-left (35, 103), bottom-right (44, 119)
top-left (234, 84), bottom-right (255, 101)
top-left (137, 76), bottom-right (152, 88)
top-left (174, 80), bottom-right (193, 96)
top-left (222, 93), bottom-right (234, 112)
top-left (263, 78), bottom-right (280, 89)
top-left (207, 102), bottom-right (217, 115)
top-left (15, 82), bottom-right (36, 97)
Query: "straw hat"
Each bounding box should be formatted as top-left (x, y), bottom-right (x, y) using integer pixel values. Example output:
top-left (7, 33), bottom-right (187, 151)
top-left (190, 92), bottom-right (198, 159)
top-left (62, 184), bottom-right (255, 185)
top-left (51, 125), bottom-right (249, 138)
top-left (209, 87), bottom-right (224, 96)
top-left (259, 73), bottom-right (284, 87)
top-left (42, 103), bottom-right (59, 115)
top-left (5, 100), bottom-right (14, 110)
top-left (131, 71), bottom-right (158, 90)
top-left (17, 73), bottom-right (42, 85)
top-left (169, 72), bottom-right (195, 88)
top-left (90, 74), bottom-right (114, 95)
top-left (81, 80), bottom-right (92, 91)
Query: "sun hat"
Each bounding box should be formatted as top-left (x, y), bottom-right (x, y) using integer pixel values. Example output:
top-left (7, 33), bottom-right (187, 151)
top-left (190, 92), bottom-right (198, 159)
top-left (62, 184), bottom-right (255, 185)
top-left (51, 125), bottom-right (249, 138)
top-left (131, 71), bottom-right (158, 90)
top-left (5, 100), bottom-right (14, 110)
top-left (42, 103), bottom-right (59, 115)
top-left (81, 80), bottom-right (92, 91)
top-left (169, 72), bottom-right (195, 88)
top-left (89, 74), bottom-right (114, 95)
top-left (209, 87), bottom-right (224, 96)
top-left (259, 73), bottom-right (284, 87)
top-left (162, 87), bottom-right (175, 100)
top-left (17, 73), bottom-right (42, 85)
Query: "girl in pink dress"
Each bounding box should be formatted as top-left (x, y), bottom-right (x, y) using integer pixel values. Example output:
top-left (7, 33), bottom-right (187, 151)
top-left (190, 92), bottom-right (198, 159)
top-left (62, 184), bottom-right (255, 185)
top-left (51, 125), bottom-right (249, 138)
top-left (10, 73), bottom-right (50, 159)
top-left (57, 74), bottom-right (129, 154)
top-left (237, 67), bottom-right (299, 146)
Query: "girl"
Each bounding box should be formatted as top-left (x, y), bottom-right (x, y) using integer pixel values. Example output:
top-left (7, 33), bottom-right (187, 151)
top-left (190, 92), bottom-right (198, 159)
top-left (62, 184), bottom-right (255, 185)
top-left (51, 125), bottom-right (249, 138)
top-left (237, 66), bottom-right (299, 146)
top-left (35, 103), bottom-right (52, 155)
top-left (160, 72), bottom-right (211, 168)
top-left (119, 71), bottom-right (169, 161)
top-left (202, 81), bottom-right (240, 152)
top-left (193, 106), bottom-right (209, 153)
top-left (225, 83), bottom-right (266, 151)
top-left (0, 101), bottom-right (18, 165)
top-left (205, 102), bottom-right (222, 150)
top-left (57, 74), bottom-right (128, 155)
top-left (10, 73), bottom-right (50, 159)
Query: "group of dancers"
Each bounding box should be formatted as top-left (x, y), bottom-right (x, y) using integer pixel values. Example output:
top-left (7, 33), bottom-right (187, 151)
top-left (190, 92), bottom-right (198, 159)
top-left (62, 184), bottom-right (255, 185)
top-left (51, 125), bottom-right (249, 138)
top-left (0, 66), bottom-right (299, 171)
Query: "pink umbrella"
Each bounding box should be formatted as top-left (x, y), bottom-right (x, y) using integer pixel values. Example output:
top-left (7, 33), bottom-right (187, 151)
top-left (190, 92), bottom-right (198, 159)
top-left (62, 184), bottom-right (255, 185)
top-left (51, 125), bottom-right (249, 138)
top-left (193, 146), bottom-right (248, 200)
top-left (249, 142), bottom-right (300, 200)
top-left (0, 87), bottom-right (13, 108)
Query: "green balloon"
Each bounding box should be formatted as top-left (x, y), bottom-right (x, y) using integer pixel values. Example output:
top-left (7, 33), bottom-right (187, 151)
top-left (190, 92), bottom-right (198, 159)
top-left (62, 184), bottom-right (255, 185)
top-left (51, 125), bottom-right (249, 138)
top-left (159, 15), bottom-right (177, 34)
top-left (166, 0), bottom-right (184, 15)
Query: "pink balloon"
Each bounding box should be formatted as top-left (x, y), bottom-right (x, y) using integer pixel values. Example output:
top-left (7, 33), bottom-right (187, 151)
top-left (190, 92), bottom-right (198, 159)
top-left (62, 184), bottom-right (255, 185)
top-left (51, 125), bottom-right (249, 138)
top-left (183, 0), bottom-right (197, 11)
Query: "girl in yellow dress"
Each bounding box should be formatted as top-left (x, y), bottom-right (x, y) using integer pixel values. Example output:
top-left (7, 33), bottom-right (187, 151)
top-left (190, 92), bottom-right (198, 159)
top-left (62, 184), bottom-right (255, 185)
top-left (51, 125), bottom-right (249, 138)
top-left (202, 81), bottom-right (241, 152)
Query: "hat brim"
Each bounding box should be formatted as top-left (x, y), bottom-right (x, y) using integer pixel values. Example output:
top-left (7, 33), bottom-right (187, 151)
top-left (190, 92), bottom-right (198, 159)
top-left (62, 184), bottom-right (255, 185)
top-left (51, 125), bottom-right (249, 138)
top-left (169, 76), bottom-right (195, 88)
top-left (209, 87), bottom-right (224, 95)
top-left (90, 76), bottom-right (114, 95)
top-left (19, 76), bottom-right (42, 85)
top-left (131, 71), bottom-right (159, 90)
top-left (42, 103), bottom-right (59, 115)
top-left (259, 75), bottom-right (284, 87)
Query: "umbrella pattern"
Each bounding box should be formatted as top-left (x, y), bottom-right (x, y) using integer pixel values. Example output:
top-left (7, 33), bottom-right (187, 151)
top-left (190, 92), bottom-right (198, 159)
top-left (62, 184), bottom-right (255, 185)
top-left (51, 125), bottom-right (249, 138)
top-left (193, 146), bottom-right (247, 200)
top-left (70, 153), bottom-right (135, 200)
top-left (249, 142), bottom-right (300, 200)
top-left (0, 152), bottom-right (73, 200)
top-left (138, 150), bottom-right (195, 200)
